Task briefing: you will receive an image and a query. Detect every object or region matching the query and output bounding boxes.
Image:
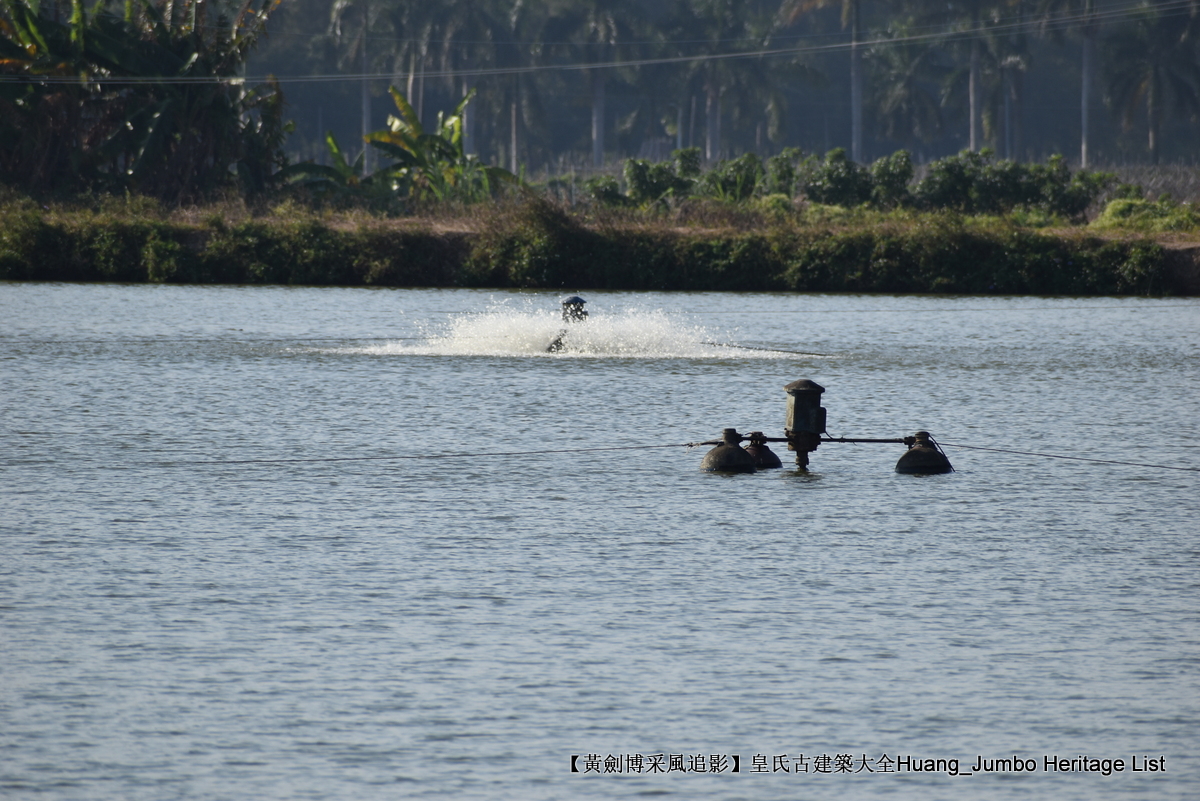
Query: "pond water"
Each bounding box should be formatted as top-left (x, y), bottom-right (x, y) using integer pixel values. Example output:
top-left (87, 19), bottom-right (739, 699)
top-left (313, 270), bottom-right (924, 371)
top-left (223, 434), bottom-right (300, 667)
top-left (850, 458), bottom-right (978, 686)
top-left (2, 283), bottom-right (1198, 800)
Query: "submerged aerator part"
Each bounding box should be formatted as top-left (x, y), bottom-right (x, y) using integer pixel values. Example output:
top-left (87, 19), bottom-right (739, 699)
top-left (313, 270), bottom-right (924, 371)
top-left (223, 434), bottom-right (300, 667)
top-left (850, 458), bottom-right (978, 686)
top-left (784, 379), bottom-right (827, 469)
top-left (561, 296), bottom-right (588, 323)
top-left (895, 431), bottom-right (954, 474)
top-left (548, 296), bottom-right (588, 352)
top-left (701, 429), bottom-right (757, 473)
top-left (743, 431), bottom-right (783, 469)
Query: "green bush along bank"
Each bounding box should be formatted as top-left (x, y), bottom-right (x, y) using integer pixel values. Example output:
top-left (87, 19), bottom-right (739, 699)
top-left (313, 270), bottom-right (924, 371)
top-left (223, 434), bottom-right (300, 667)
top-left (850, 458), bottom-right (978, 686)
top-left (0, 201), bottom-right (1174, 295)
top-left (464, 204), bottom-right (1166, 294)
top-left (599, 148), bottom-right (1118, 221)
top-left (0, 210), bottom-right (470, 286)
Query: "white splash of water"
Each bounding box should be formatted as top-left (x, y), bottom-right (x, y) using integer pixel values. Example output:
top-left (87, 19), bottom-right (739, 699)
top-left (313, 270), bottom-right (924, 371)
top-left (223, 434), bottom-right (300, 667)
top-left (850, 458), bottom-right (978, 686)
top-left (341, 302), bottom-right (815, 359)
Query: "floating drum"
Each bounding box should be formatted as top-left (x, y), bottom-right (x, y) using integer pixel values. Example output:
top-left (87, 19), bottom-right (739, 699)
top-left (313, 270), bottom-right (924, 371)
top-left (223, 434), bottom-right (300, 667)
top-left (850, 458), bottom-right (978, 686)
top-left (895, 431), bottom-right (953, 474)
top-left (701, 429), bottom-right (757, 473)
top-left (743, 432), bottom-right (783, 469)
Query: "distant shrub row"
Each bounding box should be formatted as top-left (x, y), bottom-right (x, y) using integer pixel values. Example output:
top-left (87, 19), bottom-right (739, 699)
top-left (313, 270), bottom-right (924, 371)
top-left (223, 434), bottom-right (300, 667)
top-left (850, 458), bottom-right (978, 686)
top-left (588, 147), bottom-right (1117, 220)
top-left (0, 199), bottom-right (1172, 295)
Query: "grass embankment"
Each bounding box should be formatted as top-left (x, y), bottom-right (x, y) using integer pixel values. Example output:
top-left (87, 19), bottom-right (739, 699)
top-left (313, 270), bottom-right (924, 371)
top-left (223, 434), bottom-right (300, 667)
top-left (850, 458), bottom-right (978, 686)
top-left (1, 195), bottom-right (1195, 295)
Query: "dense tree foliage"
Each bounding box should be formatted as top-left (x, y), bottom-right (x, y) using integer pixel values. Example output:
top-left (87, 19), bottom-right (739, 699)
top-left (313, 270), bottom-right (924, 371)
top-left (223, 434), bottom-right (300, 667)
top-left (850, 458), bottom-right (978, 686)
top-left (250, 0), bottom-right (1199, 172)
top-left (3, 0), bottom-right (1198, 203)
top-left (1102, 1), bottom-right (1200, 164)
top-left (0, 0), bottom-right (289, 200)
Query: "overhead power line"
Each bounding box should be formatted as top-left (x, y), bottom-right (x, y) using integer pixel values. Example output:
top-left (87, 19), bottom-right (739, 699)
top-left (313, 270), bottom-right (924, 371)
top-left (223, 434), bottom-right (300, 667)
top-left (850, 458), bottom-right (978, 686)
top-left (1, 0), bottom-right (1193, 86)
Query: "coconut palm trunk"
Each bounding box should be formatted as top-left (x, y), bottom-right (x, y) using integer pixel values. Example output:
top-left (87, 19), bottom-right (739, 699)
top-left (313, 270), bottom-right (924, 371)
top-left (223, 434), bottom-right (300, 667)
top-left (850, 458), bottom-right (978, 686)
top-left (1080, 28), bottom-right (1093, 167)
top-left (969, 34), bottom-right (980, 150)
top-left (361, 14), bottom-right (371, 174)
top-left (591, 70), bottom-right (605, 167)
top-left (849, 2), bottom-right (862, 161)
top-left (1078, 0), bottom-right (1099, 169)
top-left (511, 98), bottom-right (519, 173)
top-left (1147, 79), bottom-right (1159, 164)
top-left (462, 78), bottom-right (475, 156)
top-left (705, 73), bottom-right (720, 161)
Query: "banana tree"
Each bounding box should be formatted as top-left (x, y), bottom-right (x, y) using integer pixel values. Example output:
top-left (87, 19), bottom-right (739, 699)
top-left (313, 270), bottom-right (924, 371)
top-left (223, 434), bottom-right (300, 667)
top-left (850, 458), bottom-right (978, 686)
top-left (365, 86), bottom-right (515, 202)
top-left (276, 130), bottom-right (375, 194)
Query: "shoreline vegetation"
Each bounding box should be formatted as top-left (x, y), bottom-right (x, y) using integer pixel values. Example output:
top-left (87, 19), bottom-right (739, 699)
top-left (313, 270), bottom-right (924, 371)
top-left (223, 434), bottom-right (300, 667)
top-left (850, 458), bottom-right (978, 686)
top-left (4, 1), bottom-right (1200, 296)
top-left (3, 193), bottom-right (1198, 296)
top-left (4, 145), bottom-right (1200, 296)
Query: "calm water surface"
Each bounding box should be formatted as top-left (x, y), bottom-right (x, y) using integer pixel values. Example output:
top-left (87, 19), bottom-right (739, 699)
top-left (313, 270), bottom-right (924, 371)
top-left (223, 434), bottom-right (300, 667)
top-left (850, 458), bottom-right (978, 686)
top-left (2, 284), bottom-right (1198, 800)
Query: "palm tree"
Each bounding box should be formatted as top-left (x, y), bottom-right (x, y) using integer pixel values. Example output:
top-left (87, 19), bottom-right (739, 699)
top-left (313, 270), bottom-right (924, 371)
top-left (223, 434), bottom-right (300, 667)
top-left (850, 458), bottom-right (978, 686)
top-left (609, 54), bottom-right (682, 159)
top-left (669, 0), bottom-right (783, 162)
top-left (1000, 0), bottom-right (1031, 160)
top-left (866, 22), bottom-right (946, 150)
top-left (978, 0), bottom-right (1032, 158)
top-left (955, 0), bottom-right (989, 152)
top-left (488, 0), bottom-right (554, 173)
top-left (376, 0), bottom-right (437, 127)
top-left (435, 0), bottom-right (503, 157)
top-left (494, 6), bottom-right (525, 173)
top-left (1039, 0), bottom-right (1101, 167)
top-left (780, 0), bottom-right (864, 161)
top-left (330, 0), bottom-right (392, 172)
top-left (1103, 1), bottom-right (1200, 164)
top-left (541, 0), bottom-right (634, 167)
top-left (938, 0), bottom-right (1014, 153)
top-left (722, 40), bottom-right (802, 155)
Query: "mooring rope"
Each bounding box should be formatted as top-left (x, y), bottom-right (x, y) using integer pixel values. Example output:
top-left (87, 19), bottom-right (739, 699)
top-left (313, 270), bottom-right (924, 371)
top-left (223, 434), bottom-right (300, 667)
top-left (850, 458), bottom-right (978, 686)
top-left (937, 442), bottom-right (1200, 472)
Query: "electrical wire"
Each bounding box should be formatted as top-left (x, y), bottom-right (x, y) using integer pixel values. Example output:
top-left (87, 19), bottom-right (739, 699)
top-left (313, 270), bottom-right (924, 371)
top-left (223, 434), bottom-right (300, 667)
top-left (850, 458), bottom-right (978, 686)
top-left (159, 443), bottom-right (696, 466)
top-left (10, 439), bottom-right (1191, 473)
top-left (938, 442), bottom-right (1200, 472)
top-left (2, 0), bottom-right (1192, 86)
top-left (700, 340), bottom-right (828, 356)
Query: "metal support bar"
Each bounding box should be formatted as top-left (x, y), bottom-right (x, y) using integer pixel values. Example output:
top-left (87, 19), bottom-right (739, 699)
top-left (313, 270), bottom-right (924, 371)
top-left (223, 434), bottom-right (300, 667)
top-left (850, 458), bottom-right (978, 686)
top-left (744, 436), bottom-right (909, 445)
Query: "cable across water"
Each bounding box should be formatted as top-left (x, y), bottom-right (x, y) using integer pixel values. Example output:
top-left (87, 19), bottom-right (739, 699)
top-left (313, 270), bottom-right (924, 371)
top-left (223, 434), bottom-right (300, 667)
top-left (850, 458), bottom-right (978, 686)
top-left (936, 443), bottom-right (1200, 473)
top-left (59, 441), bottom-right (1194, 473)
